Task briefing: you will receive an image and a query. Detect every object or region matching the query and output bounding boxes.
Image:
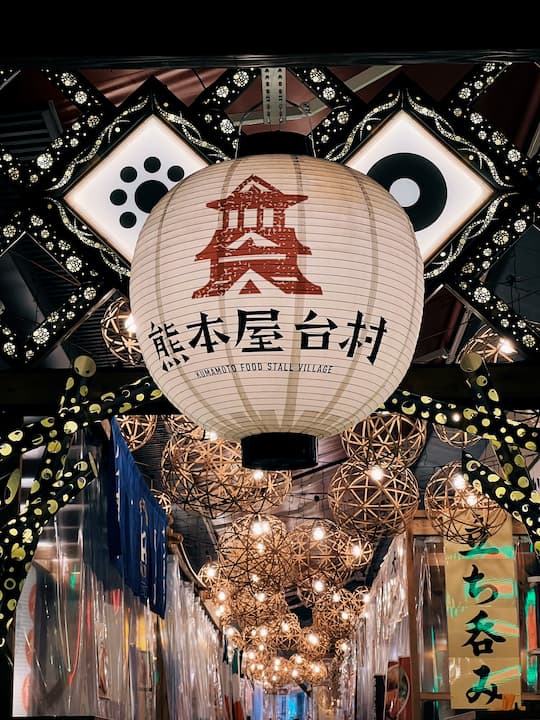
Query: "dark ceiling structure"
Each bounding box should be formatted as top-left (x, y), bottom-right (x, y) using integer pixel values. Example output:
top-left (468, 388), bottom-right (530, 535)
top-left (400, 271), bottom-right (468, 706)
top-left (1, 50), bottom-right (540, 616)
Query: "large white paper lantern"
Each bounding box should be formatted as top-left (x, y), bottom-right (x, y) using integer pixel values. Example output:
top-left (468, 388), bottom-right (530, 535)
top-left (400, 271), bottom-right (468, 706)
top-left (130, 154), bottom-right (423, 469)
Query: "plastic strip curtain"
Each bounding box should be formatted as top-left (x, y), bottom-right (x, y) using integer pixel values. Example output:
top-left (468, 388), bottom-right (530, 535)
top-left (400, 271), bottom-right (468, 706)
top-left (159, 558), bottom-right (224, 720)
top-left (355, 534), bottom-right (409, 719)
top-left (12, 434), bottom-right (159, 719)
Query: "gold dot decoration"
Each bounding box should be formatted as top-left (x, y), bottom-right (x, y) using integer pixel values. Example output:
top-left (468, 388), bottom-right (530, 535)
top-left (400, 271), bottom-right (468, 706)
top-left (217, 513), bottom-right (292, 593)
top-left (328, 458), bottom-right (419, 542)
top-left (116, 413), bottom-right (157, 451)
top-left (424, 460), bottom-right (507, 545)
top-left (101, 295), bottom-right (142, 365)
top-left (462, 452), bottom-right (540, 551)
top-left (288, 519), bottom-right (354, 607)
top-left (161, 433), bottom-right (291, 518)
top-left (341, 411), bottom-right (427, 468)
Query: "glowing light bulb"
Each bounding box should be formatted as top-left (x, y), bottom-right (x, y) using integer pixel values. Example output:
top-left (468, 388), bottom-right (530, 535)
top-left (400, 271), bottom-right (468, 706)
top-left (292, 669), bottom-right (299, 678)
top-left (308, 633), bottom-right (318, 646)
top-left (217, 590), bottom-right (227, 602)
top-left (256, 541), bottom-right (266, 554)
top-left (499, 338), bottom-right (516, 354)
top-left (363, 593), bottom-right (370, 604)
top-left (369, 465), bottom-right (384, 481)
top-left (206, 564), bottom-right (217, 578)
top-left (351, 543), bottom-right (361, 557)
top-left (341, 611), bottom-right (350, 620)
top-left (294, 655), bottom-right (303, 664)
top-left (247, 650), bottom-right (255, 660)
top-left (452, 473), bottom-right (466, 490)
top-left (260, 627), bottom-right (268, 638)
top-left (451, 411), bottom-right (461, 422)
top-left (252, 469), bottom-right (264, 481)
top-left (312, 526), bottom-right (325, 541)
top-left (251, 520), bottom-right (263, 536)
top-left (466, 493), bottom-right (478, 507)
top-left (282, 622), bottom-right (290, 632)
top-left (255, 591), bottom-right (266, 602)
top-left (206, 429), bottom-right (218, 442)
top-left (332, 592), bottom-right (341, 603)
top-left (313, 579), bottom-right (325, 593)
top-left (251, 573), bottom-right (260, 583)
top-left (124, 313), bottom-right (137, 334)
top-left (216, 605), bottom-right (225, 617)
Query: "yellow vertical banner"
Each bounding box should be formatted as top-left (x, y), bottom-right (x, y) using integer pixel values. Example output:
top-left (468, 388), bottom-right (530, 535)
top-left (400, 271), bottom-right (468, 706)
top-left (444, 516), bottom-right (521, 711)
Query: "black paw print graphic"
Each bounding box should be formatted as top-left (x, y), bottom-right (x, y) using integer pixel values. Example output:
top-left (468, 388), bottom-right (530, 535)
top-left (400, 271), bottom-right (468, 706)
top-left (109, 156), bottom-right (185, 229)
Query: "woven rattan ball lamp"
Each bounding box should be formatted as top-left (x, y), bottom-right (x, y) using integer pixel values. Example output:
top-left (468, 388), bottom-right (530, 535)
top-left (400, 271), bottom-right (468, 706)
top-left (329, 458), bottom-right (420, 541)
top-left (101, 294), bottom-right (142, 365)
top-left (161, 433), bottom-right (291, 518)
top-left (268, 611), bottom-right (302, 652)
top-left (150, 489), bottom-right (173, 515)
top-left (288, 519), bottom-right (353, 607)
top-left (222, 587), bottom-right (288, 630)
top-left (424, 460), bottom-right (507, 545)
top-left (338, 534), bottom-right (375, 572)
top-left (116, 413), bottom-right (157, 451)
top-left (298, 626), bottom-right (330, 659)
top-left (162, 413), bottom-right (206, 440)
top-left (312, 587), bottom-right (360, 641)
top-left (302, 659), bottom-right (329, 685)
top-left (263, 656), bottom-right (295, 692)
top-left (130, 154), bottom-right (424, 470)
top-left (217, 513), bottom-right (292, 593)
top-left (197, 559), bottom-right (223, 592)
top-left (341, 411), bottom-right (427, 467)
top-left (457, 323), bottom-right (521, 364)
top-left (224, 625), bottom-right (244, 650)
top-left (432, 423), bottom-right (482, 449)
top-left (288, 654), bottom-right (307, 684)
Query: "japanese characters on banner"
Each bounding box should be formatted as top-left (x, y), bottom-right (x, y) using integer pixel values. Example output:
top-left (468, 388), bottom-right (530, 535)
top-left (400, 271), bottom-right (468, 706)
top-left (444, 517), bottom-right (521, 711)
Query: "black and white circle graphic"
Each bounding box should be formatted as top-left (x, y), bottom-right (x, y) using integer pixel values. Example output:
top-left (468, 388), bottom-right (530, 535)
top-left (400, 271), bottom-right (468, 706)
top-left (110, 157), bottom-right (185, 229)
top-left (345, 110), bottom-right (494, 261)
top-left (367, 152), bottom-right (448, 232)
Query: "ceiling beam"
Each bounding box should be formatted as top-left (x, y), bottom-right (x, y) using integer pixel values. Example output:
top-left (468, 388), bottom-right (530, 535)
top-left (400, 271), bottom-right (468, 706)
top-left (1, 49), bottom-right (540, 69)
top-left (0, 362), bottom-right (539, 416)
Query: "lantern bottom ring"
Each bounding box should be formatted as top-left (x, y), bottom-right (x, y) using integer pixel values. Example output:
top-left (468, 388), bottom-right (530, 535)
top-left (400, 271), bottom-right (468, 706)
top-left (241, 432), bottom-right (318, 471)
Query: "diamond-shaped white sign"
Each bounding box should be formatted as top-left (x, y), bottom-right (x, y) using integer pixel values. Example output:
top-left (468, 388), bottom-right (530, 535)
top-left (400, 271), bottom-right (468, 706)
top-left (65, 115), bottom-right (208, 262)
top-left (346, 110), bottom-right (494, 262)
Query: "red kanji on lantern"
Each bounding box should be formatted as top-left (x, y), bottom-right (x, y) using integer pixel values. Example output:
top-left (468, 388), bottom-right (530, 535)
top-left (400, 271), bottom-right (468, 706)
top-left (192, 175), bottom-right (322, 297)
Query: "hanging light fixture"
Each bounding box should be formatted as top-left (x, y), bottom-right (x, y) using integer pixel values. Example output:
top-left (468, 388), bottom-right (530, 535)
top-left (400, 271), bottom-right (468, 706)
top-left (101, 294), bottom-right (142, 365)
top-left (341, 411), bottom-right (427, 467)
top-left (116, 413), bottom-right (157, 451)
top-left (424, 460), bottom-right (507, 545)
top-left (130, 154), bottom-right (423, 470)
